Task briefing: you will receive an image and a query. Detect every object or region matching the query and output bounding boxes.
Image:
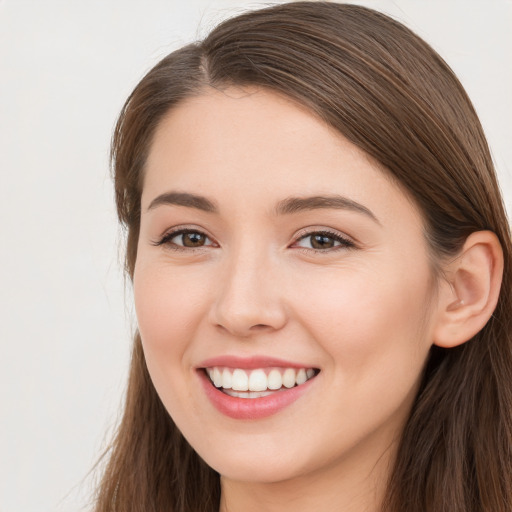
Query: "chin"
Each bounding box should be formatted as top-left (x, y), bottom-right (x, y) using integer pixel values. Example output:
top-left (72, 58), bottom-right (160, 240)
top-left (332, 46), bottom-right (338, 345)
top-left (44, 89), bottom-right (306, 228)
top-left (213, 458), bottom-right (307, 484)
top-left (191, 432), bottom-right (318, 484)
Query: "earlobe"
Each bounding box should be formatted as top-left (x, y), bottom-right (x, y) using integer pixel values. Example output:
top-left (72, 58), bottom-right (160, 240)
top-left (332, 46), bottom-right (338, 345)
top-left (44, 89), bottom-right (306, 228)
top-left (433, 231), bottom-right (504, 348)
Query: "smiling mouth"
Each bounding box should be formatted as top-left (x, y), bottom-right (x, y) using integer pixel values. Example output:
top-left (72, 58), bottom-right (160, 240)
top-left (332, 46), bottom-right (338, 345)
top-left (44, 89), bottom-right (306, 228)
top-left (204, 366), bottom-right (319, 398)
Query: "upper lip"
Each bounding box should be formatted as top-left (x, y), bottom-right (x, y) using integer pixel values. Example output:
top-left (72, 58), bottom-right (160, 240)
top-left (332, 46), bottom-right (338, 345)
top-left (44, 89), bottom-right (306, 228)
top-left (197, 355), bottom-right (317, 370)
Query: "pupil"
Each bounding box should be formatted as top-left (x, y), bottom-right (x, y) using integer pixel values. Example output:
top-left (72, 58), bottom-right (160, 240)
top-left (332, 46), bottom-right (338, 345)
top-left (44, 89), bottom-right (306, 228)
top-left (183, 233), bottom-right (205, 247)
top-left (311, 235), bottom-right (334, 249)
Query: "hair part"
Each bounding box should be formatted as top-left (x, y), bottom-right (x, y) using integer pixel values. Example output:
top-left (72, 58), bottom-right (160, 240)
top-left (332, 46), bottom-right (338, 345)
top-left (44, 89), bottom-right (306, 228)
top-left (96, 3), bottom-right (512, 511)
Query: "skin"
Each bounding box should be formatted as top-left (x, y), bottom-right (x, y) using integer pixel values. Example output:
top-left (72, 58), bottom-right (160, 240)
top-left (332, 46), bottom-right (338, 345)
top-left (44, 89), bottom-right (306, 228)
top-left (134, 87), bottom-right (443, 512)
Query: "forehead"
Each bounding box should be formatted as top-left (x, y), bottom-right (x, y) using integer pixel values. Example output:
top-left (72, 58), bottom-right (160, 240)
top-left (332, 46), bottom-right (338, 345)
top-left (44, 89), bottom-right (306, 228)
top-left (142, 86), bottom-right (421, 226)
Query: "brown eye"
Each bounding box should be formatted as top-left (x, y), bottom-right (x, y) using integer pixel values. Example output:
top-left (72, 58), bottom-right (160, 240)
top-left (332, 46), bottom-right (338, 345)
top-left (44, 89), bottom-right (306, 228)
top-left (157, 229), bottom-right (215, 249)
top-left (294, 231), bottom-right (354, 251)
top-left (180, 232), bottom-right (207, 247)
top-left (310, 234), bottom-right (336, 249)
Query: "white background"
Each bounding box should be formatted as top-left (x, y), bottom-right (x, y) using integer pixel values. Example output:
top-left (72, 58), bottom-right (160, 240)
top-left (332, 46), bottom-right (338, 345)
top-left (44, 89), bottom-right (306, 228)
top-left (0, 1), bottom-right (510, 511)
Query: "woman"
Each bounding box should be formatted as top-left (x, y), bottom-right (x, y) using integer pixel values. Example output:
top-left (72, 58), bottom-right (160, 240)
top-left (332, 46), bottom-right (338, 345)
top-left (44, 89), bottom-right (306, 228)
top-left (94, 2), bottom-right (512, 511)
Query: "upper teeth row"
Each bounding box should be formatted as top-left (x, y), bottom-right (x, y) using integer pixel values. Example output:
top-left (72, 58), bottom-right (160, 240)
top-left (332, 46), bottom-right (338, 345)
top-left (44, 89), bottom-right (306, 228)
top-left (206, 367), bottom-right (316, 392)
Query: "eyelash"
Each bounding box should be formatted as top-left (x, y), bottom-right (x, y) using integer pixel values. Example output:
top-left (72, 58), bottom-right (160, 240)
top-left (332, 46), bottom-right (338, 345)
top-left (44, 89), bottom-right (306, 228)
top-left (152, 228), bottom-right (216, 251)
top-left (152, 228), bottom-right (356, 253)
top-left (292, 229), bottom-right (356, 253)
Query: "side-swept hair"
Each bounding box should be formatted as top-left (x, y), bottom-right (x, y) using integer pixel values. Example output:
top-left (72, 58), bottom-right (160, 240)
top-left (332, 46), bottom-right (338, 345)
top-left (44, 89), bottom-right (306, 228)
top-left (96, 3), bottom-right (512, 511)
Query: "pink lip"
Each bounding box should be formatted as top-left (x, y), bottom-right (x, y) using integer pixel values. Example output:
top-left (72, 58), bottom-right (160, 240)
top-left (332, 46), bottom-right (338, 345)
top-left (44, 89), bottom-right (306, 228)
top-left (197, 366), bottom-right (318, 421)
top-left (198, 355), bottom-right (311, 370)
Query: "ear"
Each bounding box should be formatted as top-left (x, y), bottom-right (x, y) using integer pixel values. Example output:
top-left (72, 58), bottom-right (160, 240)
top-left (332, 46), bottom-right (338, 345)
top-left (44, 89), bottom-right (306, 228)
top-left (433, 231), bottom-right (504, 348)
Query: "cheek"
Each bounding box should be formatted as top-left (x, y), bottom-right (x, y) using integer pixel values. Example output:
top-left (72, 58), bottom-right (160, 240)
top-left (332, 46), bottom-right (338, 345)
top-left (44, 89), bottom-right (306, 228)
top-left (291, 266), bottom-right (434, 455)
top-left (132, 261), bottom-right (215, 429)
top-left (133, 261), bottom-right (210, 372)
top-left (296, 262), bottom-right (434, 385)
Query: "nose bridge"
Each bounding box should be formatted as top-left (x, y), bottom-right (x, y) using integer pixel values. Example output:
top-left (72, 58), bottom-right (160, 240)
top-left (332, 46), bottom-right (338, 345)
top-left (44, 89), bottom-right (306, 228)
top-left (210, 236), bottom-right (286, 336)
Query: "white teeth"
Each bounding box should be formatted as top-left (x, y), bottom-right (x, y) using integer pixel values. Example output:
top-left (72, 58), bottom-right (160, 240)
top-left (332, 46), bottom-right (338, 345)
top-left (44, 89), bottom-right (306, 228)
top-left (296, 368), bottom-right (307, 385)
top-left (224, 389), bottom-right (275, 399)
top-left (282, 368), bottom-right (296, 388)
top-left (213, 367), bottom-right (223, 388)
top-left (232, 369), bottom-right (249, 391)
top-left (222, 368), bottom-right (232, 389)
top-left (206, 366), bottom-right (317, 393)
top-left (248, 369), bottom-right (268, 392)
top-left (267, 369), bottom-right (282, 390)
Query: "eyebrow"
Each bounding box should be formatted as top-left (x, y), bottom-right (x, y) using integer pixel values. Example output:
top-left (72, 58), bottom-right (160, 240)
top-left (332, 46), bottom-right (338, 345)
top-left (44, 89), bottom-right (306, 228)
top-left (147, 192), bottom-right (218, 213)
top-left (275, 195), bottom-right (380, 224)
top-left (146, 191), bottom-right (379, 224)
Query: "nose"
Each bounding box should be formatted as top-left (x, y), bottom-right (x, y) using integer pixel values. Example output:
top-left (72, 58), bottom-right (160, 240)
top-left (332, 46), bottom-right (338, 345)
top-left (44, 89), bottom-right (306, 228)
top-left (209, 246), bottom-right (288, 338)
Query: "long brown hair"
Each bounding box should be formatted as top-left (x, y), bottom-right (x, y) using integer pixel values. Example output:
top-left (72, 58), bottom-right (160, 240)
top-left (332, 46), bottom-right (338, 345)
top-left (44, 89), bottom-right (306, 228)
top-left (95, 3), bottom-right (512, 511)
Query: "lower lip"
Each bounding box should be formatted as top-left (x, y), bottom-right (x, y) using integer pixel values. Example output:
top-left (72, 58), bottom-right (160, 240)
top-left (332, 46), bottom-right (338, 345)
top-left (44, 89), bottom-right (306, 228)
top-left (198, 370), bottom-right (316, 420)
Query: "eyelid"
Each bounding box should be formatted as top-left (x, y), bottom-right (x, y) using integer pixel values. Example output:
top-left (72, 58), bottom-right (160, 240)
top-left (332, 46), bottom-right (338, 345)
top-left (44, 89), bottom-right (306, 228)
top-left (151, 225), bottom-right (218, 249)
top-left (293, 226), bottom-right (354, 241)
top-left (151, 225), bottom-right (355, 252)
top-left (290, 227), bottom-right (356, 251)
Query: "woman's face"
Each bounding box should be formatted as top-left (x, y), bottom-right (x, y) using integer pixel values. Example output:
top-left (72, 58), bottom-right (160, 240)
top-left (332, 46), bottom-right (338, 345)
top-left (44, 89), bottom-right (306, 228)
top-left (134, 87), bottom-right (439, 485)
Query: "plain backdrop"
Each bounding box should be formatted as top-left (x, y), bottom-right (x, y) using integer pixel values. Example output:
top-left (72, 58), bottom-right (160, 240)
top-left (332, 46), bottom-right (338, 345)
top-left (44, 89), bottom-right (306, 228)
top-left (0, 1), bottom-right (510, 511)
